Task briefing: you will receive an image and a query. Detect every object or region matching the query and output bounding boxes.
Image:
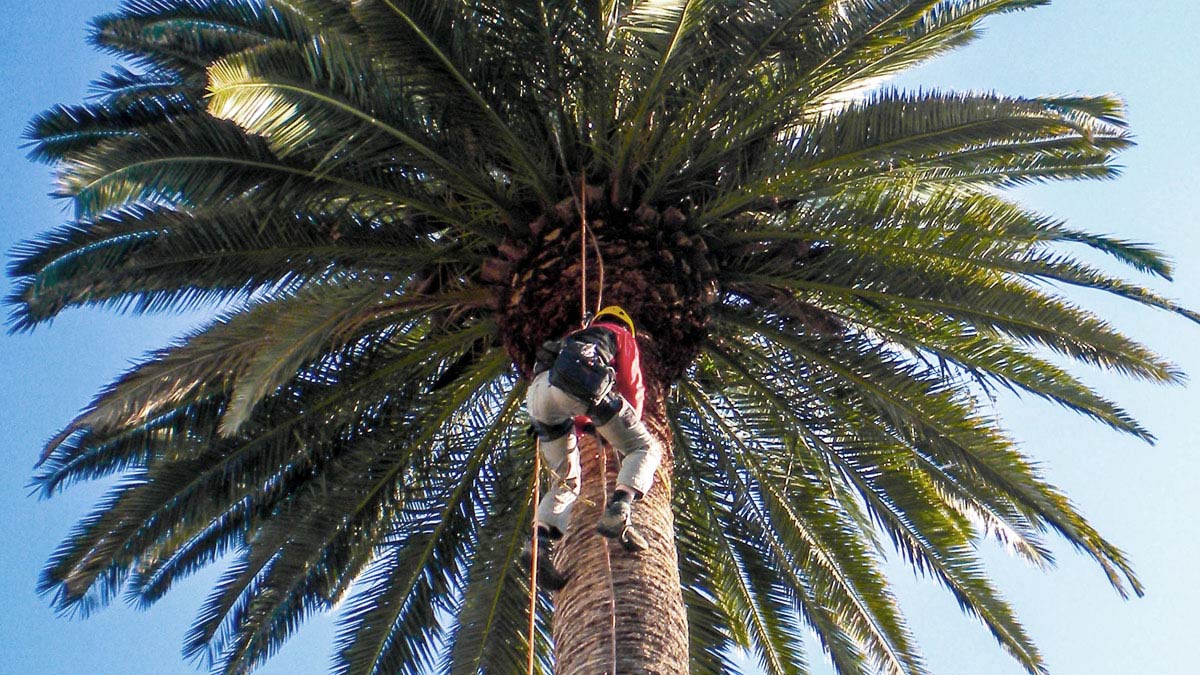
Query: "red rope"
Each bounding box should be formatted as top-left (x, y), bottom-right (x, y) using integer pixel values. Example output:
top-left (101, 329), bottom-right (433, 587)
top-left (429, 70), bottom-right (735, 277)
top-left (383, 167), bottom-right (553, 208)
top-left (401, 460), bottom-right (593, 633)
top-left (580, 171), bottom-right (617, 674)
top-left (580, 171), bottom-right (589, 329)
top-left (527, 169), bottom-right (616, 675)
top-left (599, 441), bottom-right (619, 674)
top-left (527, 442), bottom-right (540, 675)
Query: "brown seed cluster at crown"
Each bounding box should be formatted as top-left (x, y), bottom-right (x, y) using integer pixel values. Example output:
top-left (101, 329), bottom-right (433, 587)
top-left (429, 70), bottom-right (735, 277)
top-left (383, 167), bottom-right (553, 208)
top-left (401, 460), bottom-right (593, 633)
top-left (486, 185), bottom-right (718, 382)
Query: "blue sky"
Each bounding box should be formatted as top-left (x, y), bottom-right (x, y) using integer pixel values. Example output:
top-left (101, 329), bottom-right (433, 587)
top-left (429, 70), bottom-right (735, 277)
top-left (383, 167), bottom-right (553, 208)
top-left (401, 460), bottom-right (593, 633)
top-left (2, 2), bottom-right (1198, 674)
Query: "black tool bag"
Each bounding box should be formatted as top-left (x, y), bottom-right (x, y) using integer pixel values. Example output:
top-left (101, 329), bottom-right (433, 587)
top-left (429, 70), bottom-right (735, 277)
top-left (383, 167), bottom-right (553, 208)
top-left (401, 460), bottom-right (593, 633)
top-left (549, 337), bottom-right (615, 406)
top-left (533, 339), bottom-right (563, 376)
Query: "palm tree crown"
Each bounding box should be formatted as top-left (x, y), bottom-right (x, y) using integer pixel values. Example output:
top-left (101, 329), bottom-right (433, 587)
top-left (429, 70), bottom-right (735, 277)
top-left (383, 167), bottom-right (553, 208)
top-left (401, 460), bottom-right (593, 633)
top-left (11, 1), bottom-right (1194, 674)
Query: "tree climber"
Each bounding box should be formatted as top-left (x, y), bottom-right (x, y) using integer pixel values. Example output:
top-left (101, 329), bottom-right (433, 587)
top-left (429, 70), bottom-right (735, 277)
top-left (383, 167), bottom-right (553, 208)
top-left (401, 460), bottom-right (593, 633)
top-left (522, 305), bottom-right (662, 590)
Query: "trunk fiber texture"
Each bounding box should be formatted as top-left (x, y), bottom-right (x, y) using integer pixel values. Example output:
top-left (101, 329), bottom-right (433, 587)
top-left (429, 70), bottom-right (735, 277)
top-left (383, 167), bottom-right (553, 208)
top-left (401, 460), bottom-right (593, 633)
top-left (549, 409), bottom-right (689, 674)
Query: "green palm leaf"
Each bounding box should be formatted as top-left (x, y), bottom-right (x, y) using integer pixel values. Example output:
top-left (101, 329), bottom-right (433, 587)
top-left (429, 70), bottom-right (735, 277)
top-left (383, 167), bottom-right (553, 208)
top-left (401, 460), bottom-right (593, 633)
top-left (332, 379), bottom-right (523, 675)
top-left (442, 446), bottom-right (552, 675)
top-left (672, 408), bottom-right (809, 675)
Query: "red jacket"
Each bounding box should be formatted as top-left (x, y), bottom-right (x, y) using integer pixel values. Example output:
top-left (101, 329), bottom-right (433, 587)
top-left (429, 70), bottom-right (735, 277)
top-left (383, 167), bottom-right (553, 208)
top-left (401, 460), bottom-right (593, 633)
top-left (572, 321), bottom-right (644, 426)
top-left (594, 321), bottom-right (644, 417)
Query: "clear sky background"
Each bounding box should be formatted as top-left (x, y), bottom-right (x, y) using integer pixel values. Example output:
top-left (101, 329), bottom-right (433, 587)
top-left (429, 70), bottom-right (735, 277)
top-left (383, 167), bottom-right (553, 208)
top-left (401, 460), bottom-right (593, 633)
top-left (1, 2), bottom-right (1197, 674)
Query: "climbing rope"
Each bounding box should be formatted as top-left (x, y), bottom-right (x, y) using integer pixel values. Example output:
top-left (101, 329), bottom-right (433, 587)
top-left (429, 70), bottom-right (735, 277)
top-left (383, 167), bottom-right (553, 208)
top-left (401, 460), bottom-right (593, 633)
top-left (577, 171), bottom-right (606, 325)
top-left (579, 170), bottom-right (591, 328)
top-left (579, 171), bottom-right (619, 675)
top-left (598, 438), bottom-right (619, 675)
top-left (526, 170), bottom-right (618, 675)
top-left (527, 441), bottom-right (541, 675)
top-left (580, 179), bottom-right (587, 327)
top-left (587, 223), bottom-right (605, 321)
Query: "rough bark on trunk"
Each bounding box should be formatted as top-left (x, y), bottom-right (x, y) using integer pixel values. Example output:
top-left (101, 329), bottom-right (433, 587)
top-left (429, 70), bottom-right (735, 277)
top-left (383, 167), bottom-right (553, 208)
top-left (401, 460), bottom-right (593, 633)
top-left (550, 403), bottom-right (689, 674)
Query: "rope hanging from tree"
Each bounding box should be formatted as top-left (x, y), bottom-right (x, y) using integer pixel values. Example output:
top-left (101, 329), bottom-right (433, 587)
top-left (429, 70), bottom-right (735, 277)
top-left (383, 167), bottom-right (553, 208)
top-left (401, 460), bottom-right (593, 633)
top-left (527, 443), bottom-right (540, 675)
top-left (526, 171), bottom-right (618, 675)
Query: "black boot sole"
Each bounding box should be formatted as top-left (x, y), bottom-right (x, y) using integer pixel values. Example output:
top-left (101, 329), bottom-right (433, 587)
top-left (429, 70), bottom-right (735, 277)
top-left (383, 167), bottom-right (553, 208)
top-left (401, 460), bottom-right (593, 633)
top-left (596, 522), bottom-right (649, 553)
top-left (519, 548), bottom-right (568, 591)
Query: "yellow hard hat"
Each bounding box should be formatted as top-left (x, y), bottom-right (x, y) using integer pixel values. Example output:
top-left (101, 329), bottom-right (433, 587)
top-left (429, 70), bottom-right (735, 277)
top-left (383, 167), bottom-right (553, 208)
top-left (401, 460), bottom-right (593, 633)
top-left (593, 305), bottom-right (636, 337)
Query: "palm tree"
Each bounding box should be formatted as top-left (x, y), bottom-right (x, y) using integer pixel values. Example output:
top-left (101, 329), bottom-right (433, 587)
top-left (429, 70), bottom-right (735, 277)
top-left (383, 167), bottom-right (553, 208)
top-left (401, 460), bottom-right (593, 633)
top-left (12, 0), bottom-right (1195, 673)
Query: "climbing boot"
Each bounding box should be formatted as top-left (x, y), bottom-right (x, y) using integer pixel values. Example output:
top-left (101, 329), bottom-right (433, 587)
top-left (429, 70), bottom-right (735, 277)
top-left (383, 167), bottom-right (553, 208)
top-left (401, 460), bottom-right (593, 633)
top-left (596, 499), bottom-right (648, 552)
top-left (520, 529), bottom-right (568, 591)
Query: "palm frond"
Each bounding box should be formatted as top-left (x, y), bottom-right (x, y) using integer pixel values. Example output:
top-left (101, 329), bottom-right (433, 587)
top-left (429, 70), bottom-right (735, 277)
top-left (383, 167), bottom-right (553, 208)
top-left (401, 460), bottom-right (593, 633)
top-left (332, 379), bottom-right (524, 675)
top-left (700, 91), bottom-right (1130, 222)
top-left (207, 40), bottom-right (514, 215)
top-left (611, 0), bottom-right (716, 174)
top-left (717, 309), bottom-right (1144, 598)
top-left (349, 0), bottom-right (552, 197)
top-left (87, 65), bottom-right (192, 105)
top-left (36, 321), bottom-right (498, 617)
top-left (722, 242), bottom-right (1180, 383)
top-left (691, 343), bottom-right (1049, 672)
top-left (7, 200), bottom-right (471, 330)
top-left (24, 96), bottom-right (197, 164)
top-left (680, 380), bottom-right (924, 675)
top-left (442, 442), bottom-right (553, 675)
top-left (91, 0), bottom-right (360, 75)
top-left (672, 406), bottom-right (811, 675)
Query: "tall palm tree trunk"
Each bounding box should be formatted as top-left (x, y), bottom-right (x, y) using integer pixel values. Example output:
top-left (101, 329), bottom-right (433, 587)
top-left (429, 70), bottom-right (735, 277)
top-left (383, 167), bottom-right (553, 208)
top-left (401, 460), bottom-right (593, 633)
top-left (551, 403), bottom-right (689, 674)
